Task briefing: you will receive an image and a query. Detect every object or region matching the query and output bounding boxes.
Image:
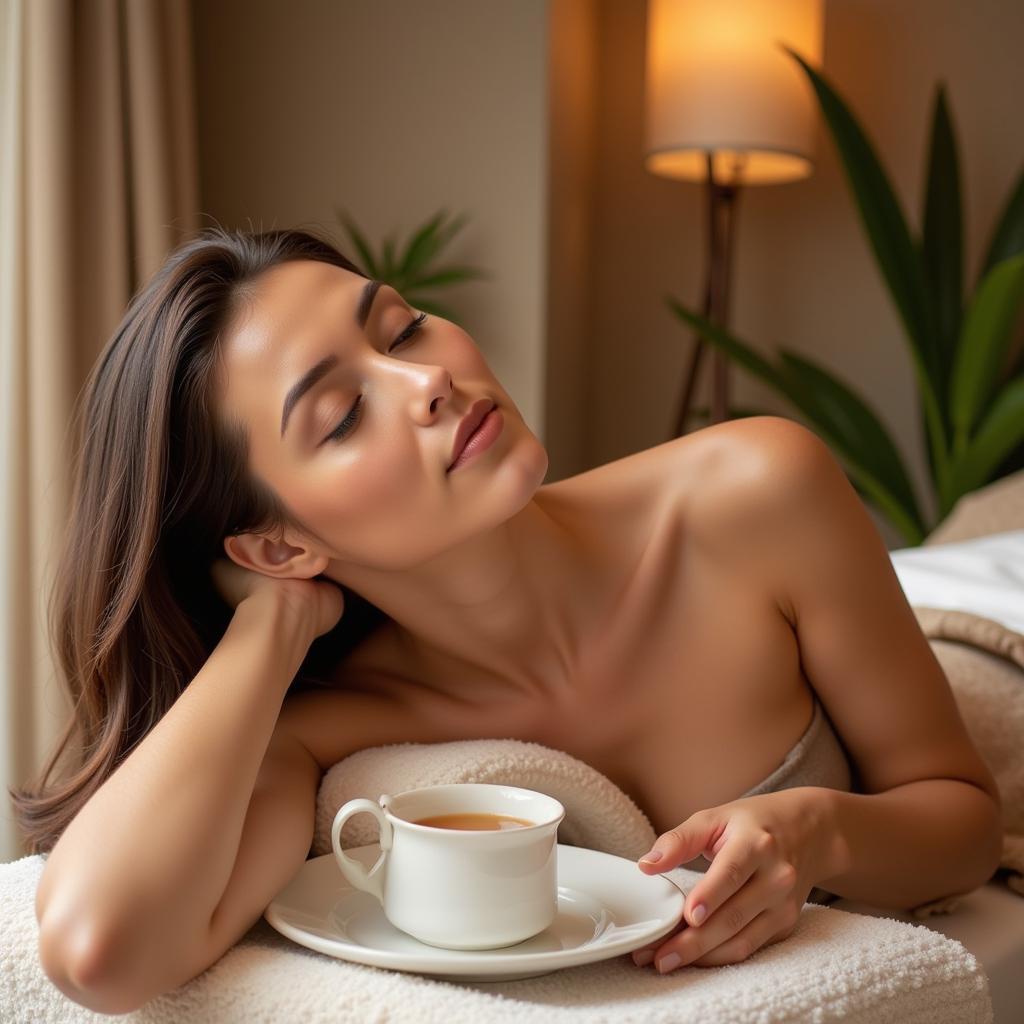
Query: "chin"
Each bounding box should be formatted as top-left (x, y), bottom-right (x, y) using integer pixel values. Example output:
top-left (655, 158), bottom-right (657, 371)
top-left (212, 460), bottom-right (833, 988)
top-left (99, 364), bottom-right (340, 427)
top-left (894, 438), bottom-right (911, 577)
top-left (511, 437), bottom-right (551, 499)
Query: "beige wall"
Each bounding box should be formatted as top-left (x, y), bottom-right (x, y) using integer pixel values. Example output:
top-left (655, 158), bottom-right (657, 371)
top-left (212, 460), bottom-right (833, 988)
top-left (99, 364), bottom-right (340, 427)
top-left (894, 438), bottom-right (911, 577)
top-left (544, 0), bottom-right (599, 481)
top-left (567, 0), bottom-right (1024, 549)
top-left (191, 0), bottom-right (550, 433)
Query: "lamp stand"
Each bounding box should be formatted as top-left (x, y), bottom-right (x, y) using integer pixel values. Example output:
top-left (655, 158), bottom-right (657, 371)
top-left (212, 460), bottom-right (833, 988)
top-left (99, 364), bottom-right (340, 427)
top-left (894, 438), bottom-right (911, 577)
top-left (673, 152), bottom-right (743, 437)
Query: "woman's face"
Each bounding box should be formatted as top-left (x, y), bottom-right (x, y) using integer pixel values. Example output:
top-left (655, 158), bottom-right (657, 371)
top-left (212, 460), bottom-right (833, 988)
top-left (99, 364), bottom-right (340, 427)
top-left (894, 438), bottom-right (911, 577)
top-left (217, 259), bottom-right (548, 573)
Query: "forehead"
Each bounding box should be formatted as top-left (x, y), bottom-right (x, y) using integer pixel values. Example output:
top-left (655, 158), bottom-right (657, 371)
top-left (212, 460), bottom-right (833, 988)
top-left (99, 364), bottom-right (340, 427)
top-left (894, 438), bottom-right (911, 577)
top-left (218, 259), bottom-right (363, 416)
top-left (225, 259), bottom-right (361, 367)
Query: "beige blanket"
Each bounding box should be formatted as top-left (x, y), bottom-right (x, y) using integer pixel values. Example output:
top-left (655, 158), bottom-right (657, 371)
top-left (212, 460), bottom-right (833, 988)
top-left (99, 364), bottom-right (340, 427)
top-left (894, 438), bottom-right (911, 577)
top-left (910, 466), bottom-right (1024, 903)
top-left (912, 609), bottom-right (1024, 901)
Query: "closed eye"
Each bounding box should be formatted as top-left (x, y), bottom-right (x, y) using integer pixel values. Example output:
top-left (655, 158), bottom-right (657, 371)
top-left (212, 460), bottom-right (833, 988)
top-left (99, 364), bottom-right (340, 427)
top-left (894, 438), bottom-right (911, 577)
top-left (318, 311), bottom-right (429, 446)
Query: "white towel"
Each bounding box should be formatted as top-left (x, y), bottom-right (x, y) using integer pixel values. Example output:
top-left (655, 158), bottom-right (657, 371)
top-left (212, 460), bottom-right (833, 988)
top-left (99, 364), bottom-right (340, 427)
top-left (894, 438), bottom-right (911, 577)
top-left (0, 737), bottom-right (992, 1023)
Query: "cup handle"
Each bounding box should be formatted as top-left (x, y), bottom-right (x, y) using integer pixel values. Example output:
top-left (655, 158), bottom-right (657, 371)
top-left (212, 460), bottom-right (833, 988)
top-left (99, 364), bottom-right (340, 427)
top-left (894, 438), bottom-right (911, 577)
top-left (331, 796), bottom-right (393, 904)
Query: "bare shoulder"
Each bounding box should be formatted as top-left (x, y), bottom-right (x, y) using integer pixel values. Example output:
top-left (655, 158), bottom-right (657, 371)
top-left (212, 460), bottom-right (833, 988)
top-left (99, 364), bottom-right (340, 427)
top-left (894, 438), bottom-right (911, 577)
top-left (539, 415), bottom-right (831, 567)
top-left (675, 416), bottom-right (841, 553)
top-left (679, 415), bottom-right (834, 507)
top-left (536, 416), bottom-right (807, 518)
top-left (680, 417), bottom-right (1000, 805)
top-left (647, 415), bottom-right (845, 624)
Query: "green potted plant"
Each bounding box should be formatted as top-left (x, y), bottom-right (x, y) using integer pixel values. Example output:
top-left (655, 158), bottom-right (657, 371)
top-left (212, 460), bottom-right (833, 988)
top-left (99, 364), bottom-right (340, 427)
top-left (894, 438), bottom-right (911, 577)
top-left (667, 48), bottom-right (1024, 547)
top-left (335, 207), bottom-right (490, 327)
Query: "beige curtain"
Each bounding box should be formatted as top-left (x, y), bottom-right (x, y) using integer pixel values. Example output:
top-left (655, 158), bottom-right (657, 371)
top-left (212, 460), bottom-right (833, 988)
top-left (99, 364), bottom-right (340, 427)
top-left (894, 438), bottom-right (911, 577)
top-left (0, 0), bottom-right (200, 863)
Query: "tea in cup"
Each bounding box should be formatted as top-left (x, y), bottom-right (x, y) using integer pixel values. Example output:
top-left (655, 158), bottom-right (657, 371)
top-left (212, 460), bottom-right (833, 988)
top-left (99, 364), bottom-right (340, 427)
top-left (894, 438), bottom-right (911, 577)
top-left (331, 783), bottom-right (565, 950)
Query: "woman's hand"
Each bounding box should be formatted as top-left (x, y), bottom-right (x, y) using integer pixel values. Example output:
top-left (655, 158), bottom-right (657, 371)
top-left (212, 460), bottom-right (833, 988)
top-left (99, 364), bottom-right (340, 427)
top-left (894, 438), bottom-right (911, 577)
top-left (630, 787), bottom-right (835, 972)
top-left (210, 557), bottom-right (345, 640)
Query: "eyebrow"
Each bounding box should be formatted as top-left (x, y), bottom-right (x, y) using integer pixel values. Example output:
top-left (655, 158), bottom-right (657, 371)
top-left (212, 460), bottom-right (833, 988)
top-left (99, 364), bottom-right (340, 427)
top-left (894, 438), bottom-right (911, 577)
top-left (280, 278), bottom-right (382, 438)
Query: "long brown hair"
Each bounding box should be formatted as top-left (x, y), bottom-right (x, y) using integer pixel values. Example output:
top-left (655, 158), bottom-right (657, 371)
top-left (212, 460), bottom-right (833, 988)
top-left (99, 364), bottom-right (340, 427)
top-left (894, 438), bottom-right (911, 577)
top-left (8, 226), bottom-right (390, 856)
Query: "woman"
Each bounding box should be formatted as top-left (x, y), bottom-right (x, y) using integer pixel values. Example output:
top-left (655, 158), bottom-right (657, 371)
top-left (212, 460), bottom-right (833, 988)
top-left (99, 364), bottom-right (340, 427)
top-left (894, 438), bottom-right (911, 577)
top-left (14, 227), bottom-right (1001, 1013)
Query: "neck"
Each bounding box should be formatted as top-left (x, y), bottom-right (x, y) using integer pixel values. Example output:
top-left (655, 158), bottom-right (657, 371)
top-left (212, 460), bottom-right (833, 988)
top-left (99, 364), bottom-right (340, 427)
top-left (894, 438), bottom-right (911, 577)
top-left (325, 491), bottom-right (607, 701)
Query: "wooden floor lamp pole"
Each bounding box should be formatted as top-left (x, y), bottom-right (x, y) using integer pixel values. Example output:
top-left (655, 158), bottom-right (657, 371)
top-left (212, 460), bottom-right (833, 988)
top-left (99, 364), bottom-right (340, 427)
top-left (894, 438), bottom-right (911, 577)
top-left (673, 152), bottom-right (742, 437)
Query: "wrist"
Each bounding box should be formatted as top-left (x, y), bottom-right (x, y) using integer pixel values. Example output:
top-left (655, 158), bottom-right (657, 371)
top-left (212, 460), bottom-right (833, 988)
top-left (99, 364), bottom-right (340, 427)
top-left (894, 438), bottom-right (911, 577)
top-left (805, 786), bottom-right (850, 887)
top-left (234, 589), bottom-right (317, 660)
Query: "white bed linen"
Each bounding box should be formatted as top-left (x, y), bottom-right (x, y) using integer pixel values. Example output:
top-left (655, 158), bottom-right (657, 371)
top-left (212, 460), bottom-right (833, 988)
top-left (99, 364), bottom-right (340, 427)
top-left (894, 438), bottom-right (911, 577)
top-left (890, 529), bottom-right (1024, 634)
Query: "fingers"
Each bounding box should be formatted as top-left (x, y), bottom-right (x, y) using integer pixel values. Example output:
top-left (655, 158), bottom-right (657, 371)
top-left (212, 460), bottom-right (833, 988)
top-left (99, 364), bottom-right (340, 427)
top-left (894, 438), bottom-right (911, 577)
top-left (633, 868), bottom-right (796, 972)
top-left (682, 830), bottom-right (789, 928)
top-left (638, 824), bottom-right (772, 930)
top-left (690, 908), bottom-right (799, 968)
top-left (637, 810), bottom-right (723, 876)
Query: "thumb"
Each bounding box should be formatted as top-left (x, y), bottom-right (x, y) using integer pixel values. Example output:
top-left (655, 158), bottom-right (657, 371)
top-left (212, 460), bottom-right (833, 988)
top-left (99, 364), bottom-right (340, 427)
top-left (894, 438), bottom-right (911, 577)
top-left (637, 809), bottom-right (722, 872)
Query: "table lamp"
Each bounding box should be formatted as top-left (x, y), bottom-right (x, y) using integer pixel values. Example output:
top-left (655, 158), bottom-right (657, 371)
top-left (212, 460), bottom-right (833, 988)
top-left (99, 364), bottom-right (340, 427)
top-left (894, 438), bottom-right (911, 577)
top-left (643, 0), bottom-right (825, 434)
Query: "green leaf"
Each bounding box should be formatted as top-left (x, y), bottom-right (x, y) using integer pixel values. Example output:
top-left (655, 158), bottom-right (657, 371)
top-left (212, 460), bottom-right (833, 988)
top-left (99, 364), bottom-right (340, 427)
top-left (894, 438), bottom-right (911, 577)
top-left (783, 46), bottom-right (940, 394)
top-left (837, 463), bottom-right (926, 546)
top-left (950, 253), bottom-right (1024, 446)
top-left (402, 211), bottom-right (471, 285)
top-left (406, 265), bottom-right (489, 290)
top-left (921, 83), bottom-right (963, 404)
top-left (782, 45), bottom-right (949, 489)
top-left (380, 235), bottom-right (398, 281)
top-left (334, 207), bottom-right (380, 278)
top-left (776, 349), bottom-right (925, 532)
top-left (433, 210), bottom-right (470, 251)
top-left (665, 297), bottom-right (797, 400)
top-left (979, 168), bottom-right (1024, 283)
top-left (947, 374), bottom-right (1024, 499)
top-left (395, 210), bottom-right (447, 284)
top-left (667, 297), bottom-right (926, 543)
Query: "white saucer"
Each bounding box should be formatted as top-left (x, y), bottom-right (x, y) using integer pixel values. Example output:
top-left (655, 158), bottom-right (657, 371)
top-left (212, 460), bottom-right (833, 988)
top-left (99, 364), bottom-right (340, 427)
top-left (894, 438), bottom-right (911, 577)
top-left (265, 842), bottom-right (686, 982)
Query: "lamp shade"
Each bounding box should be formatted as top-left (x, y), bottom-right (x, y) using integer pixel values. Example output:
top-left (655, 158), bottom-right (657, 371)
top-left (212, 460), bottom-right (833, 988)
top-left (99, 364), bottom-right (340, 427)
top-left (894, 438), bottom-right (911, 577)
top-left (644, 0), bottom-right (824, 185)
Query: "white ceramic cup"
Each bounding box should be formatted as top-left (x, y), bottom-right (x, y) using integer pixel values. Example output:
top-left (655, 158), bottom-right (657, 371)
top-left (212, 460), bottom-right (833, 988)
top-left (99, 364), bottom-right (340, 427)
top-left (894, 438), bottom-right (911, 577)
top-left (331, 783), bottom-right (565, 950)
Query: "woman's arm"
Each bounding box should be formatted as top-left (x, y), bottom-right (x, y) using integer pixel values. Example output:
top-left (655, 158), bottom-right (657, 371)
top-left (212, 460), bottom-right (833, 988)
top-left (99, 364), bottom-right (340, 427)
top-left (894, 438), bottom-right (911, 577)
top-left (629, 418), bottom-right (1002, 973)
top-left (706, 417), bottom-right (1002, 902)
top-left (35, 589), bottom-right (317, 1009)
top-left (811, 778), bottom-right (1001, 906)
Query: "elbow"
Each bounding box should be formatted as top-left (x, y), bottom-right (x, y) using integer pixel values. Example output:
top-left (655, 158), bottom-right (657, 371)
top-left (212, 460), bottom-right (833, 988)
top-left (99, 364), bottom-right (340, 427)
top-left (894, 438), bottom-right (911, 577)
top-left (38, 931), bottom-right (116, 1016)
top-left (37, 913), bottom-right (151, 1016)
top-left (946, 786), bottom-right (1003, 902)
top-left (975, 791), bottom-right (1004, 888)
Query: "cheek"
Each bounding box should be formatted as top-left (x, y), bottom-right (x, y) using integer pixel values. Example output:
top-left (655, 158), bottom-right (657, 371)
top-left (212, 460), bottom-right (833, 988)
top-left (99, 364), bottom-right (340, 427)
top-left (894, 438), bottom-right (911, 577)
top-left (296, 441), bottom-right (447, 569)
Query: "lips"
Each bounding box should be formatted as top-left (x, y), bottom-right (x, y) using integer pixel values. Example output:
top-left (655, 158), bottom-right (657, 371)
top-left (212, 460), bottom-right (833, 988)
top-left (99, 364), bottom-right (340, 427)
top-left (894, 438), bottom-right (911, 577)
top-left (448, 398), bottom-right (496, 470)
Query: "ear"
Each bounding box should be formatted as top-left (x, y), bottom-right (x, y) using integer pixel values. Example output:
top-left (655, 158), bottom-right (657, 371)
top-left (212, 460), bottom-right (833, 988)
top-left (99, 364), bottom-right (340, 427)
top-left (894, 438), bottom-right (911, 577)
top-left (223, 532), bottom-right (329, 580)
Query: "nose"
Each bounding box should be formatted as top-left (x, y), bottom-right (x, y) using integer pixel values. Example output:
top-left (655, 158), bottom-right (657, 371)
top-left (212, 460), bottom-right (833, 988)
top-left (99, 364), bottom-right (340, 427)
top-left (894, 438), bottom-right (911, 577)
top-left (369, 347), bottom-right (453, 420)
top-left (408, 362), bottom-right (453, 420)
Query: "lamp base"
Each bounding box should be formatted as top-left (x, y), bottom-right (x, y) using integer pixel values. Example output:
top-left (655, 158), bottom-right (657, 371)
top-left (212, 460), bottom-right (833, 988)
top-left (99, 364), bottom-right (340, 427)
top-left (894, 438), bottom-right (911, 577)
top-left (673, 153), bottom-right (741, 438)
